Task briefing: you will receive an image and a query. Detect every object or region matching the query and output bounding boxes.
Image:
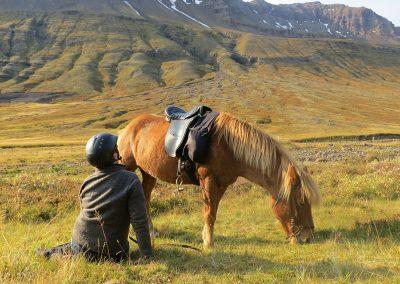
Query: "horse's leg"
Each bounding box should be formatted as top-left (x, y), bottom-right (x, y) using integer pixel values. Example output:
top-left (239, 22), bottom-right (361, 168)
top-left (201, 177), bottom-right (227, 249)
top-left (140, 169), bottom-right (158, 237)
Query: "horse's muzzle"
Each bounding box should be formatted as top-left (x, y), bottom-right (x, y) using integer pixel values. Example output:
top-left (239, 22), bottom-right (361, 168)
top-left (289, 230), bottom-right (315, 244)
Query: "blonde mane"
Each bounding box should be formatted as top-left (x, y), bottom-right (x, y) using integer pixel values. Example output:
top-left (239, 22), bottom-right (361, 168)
top-left (214, 113), bottom-right (320, 205)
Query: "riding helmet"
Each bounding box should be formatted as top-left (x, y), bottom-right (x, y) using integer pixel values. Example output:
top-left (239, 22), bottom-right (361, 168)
top-left (85, 133), bottom-right (119, 169)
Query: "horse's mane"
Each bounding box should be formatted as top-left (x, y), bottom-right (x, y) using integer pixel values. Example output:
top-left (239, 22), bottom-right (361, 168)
top-left (214, 113), bottom-right (320, 205)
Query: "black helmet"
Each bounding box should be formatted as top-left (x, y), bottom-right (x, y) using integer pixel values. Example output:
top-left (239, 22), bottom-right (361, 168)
top-left (85, 133), bottom-right (119, 169)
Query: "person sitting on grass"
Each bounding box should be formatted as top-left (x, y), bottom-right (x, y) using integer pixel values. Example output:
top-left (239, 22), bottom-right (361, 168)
top-left (38, 133), bottom-right (153, 262)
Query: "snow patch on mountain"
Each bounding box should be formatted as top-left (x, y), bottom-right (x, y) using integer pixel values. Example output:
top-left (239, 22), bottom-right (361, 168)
top-left (123, 0), bottom-right (140, 16)
top-left (169, 0), bottom-right (210, 28)
top-left (155, 0), bottom-right (173, 11)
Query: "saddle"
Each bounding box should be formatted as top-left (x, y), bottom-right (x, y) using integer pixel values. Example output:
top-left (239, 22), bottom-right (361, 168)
top-left (164, 105), bottom-right (219, 185)
top-left (165, 105), bottom-right (211, 158)
top-left (165, 105), bottom-right (206, 121)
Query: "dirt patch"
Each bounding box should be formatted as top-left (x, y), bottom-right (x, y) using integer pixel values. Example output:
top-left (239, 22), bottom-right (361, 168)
top-left (292, 144), bottom-right (400, 162)
top-left (294, 134), bottom-right (400, 143)
top-left (0, 92), bottom-right (76, 104)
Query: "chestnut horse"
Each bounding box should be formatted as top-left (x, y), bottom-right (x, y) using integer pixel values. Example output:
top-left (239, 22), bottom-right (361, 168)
top-left (117, 112), bottom-right (321, 249)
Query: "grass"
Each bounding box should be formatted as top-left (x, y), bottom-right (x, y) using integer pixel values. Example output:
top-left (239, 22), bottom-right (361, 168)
top-left (0, 10), bottom-right (399, 282)
top-left (161, 60), bottom-right (201, 86)
top-left (0, 143), bottom-right (399, 283)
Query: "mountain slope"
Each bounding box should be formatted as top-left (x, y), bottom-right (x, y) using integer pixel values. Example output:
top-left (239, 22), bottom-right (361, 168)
top-left (0, 2), bottom-right (399, 142)
top-left (0, 11), bottom-right (399, 96)
top-left (0, 0), bottom-right (399, 42)
top-left (246, 1), bottom-right (400, 41)
top-left (0, 0), bottom-right (140, 16)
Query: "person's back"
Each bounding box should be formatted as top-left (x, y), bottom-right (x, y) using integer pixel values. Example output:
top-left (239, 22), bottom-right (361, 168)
top-left (73, 164), bottom-right (152, 259)
top-left (38, 133), bottom-right (152, 262)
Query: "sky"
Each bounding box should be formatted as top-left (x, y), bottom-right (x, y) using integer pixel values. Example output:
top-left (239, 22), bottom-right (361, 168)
top-left (245, 1), bottom-right (400, 26)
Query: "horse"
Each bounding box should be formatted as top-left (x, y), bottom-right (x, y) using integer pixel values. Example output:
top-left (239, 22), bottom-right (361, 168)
top-left (117, 111), bottom-right (321, 249)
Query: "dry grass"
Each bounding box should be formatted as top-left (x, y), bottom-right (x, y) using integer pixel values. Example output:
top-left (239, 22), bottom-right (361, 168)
top-left (0, 12), bottom-right (399, 282)
top-left (0, 144), bottom-right (399, 283)
top-left (1, 59), bottom-right (400, 146)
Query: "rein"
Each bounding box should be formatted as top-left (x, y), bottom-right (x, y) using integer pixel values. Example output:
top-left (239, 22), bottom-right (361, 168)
top-left (129, 236), bottom-right (201, 252)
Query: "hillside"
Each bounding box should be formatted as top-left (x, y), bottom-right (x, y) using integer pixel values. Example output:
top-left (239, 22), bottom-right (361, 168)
top-left (0, 11), bottom-right (400, 96)
top-left (1, 15), bottom-right (400, 145)
top-left (0, 2), bottom-right (399, 144)
top-left (0, 0), bottom-right (399, 41)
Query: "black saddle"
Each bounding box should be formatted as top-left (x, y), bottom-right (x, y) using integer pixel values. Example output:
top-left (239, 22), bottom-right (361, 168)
top-left (164, 105), bottom-right (211, 158)
top-left (164, 105), bottom-right (219, 186)
top-left (165, 105), bottom-right (204, 121)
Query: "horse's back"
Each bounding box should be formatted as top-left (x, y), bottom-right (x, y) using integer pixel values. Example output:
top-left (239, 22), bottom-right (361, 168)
top-left (118, 114), bottom-right (165, 170)
top-left (118, 113), bottom-right (180, 182)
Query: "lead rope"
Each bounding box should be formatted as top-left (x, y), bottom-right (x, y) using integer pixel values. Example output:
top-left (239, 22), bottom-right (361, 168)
top-left (129, 236), bottom-right (201, 252)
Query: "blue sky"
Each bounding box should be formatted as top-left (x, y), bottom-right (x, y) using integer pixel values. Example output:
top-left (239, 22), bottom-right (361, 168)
top-left (244, 1), bottom-right (400, 26)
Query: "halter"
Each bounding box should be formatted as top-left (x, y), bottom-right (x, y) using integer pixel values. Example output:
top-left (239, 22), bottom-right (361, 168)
top-left (274, 190), bottom-right (314, 241)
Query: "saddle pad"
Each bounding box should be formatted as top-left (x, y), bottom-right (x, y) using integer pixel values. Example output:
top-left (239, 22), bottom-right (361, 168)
top-left (185, 111), bottom-right (220, 163)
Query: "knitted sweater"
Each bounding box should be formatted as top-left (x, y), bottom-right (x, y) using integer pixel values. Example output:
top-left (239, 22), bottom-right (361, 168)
top-left (72, 164), bottom-right (152, 257)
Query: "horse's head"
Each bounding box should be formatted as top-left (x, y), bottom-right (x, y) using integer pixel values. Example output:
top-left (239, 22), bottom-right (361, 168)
top-left (273, 164), bottom-right (318, 244)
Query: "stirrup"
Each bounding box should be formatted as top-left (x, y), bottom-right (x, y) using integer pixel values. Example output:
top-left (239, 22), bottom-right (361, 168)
top-left (175, 174), bottom-right (184, 192)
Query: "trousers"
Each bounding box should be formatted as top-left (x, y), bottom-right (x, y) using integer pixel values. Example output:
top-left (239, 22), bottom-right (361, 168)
top-left (39, 242), bottom-right (126, 262)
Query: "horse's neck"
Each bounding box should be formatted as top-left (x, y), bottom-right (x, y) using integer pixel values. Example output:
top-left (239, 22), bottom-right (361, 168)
top-left (239, 165), bottom-right (279, 195)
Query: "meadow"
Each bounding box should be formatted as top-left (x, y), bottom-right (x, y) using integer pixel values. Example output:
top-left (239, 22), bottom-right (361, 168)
top-left (0, 141), bottom-right (399, 283)
top-left (1, 7), bottom-right (400, 284)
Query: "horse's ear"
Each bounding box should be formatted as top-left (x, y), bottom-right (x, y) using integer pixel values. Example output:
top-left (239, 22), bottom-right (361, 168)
top-left (287, 164), bottom-right (298, 185)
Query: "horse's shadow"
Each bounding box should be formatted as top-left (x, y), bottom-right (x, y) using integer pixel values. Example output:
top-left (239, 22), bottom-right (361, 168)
top-left (315, 218), bottom-right (400, 243)
top-left (155, 217), bottom-right (400, 247)
top-left (129, 248), bottom-right (394, 280)
top-left (155, 226), bottom-right (276, 246)
top-left (126, 221), bottom-right (398, 279)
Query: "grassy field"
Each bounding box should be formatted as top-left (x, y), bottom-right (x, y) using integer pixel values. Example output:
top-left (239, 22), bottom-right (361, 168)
top-left (1, 9), bottom-right (399, 283)
top-left (0, 141), bottom-right (399, 283)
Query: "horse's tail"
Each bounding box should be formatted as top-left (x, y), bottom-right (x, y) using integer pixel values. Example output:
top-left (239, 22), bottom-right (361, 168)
top-left (281, 164), bottom-right (321, 206)
top-left (117, 124), bottom-right (137, 171)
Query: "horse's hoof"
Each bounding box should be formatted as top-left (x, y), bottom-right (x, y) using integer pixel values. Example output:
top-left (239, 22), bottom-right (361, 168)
top-left (150, 229), bottom-right (159, 238)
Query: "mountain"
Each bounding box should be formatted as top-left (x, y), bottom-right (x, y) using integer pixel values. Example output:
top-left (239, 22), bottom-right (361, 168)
top-left (0, 0), bottom-right (399, 97)
top-left (0, 0), bottom-right (132, 14)
top-left (0, 0), bottom-right (399, 41)
top-left (0, 0), bottom-right (399, 142)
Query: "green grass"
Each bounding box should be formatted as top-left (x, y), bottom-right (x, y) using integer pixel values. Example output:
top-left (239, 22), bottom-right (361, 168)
top-left (0, 11), bottom-right (400, 282)
top-left (0, 144), bottom-right (399, 283)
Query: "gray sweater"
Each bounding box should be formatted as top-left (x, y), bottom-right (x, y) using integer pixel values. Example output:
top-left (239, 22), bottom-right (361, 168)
top-left (72, 164), bottom-right (152, 258)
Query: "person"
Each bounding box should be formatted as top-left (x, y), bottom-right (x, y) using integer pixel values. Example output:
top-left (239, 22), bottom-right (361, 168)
top-left (38, 133), bottom-right (153, 262)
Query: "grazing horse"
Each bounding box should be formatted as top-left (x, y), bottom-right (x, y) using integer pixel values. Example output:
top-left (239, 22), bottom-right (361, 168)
top-left (117, 112), bottom-right (321, 249)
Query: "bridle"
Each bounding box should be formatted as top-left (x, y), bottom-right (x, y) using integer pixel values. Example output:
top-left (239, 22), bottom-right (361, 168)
top-left (274, 185), bottom-right (314, 241)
